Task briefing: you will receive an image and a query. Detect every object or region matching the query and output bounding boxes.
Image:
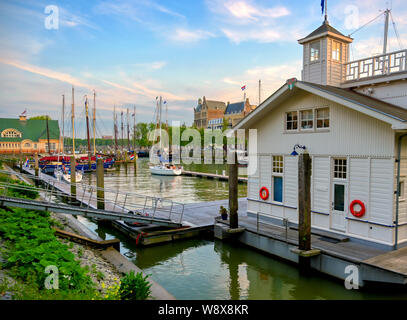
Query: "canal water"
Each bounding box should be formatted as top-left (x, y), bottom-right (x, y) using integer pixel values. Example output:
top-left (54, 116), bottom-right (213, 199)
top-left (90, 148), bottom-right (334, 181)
top-left (77, 159), bottom-right (407, 300)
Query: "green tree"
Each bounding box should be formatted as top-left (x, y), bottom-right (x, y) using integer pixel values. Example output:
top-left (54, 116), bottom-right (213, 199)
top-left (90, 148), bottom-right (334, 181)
top-left (30, 115), bottom-right (52, 120)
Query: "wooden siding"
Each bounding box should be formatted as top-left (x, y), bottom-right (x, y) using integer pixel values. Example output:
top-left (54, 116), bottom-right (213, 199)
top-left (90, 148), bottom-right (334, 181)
top-left (255, 91), bottom-right (395, 157)
top-left (283, 156), bottom-right (298, 208)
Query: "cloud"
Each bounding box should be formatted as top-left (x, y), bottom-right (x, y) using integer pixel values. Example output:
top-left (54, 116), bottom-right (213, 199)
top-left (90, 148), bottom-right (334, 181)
top-left (136, 61), bottom-right (167, 70)
top-left (205, 0), bottom-right (295, 43)
top-left (169, 28), bottom-right (216, 42)
top-left (224, 1), bottom-right (290, 22)
top-left (211, 60), bottom-right (302, 104)
top-left (94, 0), bottom-right (185, 23)
top-left (221, 28), bottom-right (281, 44)
top-left (0, 58), bottom-right (91, 89)
top-left (102, 79), bottom-right (189, 101)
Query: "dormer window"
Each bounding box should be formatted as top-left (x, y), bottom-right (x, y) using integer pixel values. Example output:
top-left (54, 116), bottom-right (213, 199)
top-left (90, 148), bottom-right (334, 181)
top-left (310, 42), bottom-right (320, 62)
top-left (332, 41), bottom-right (341, 61)
top-left (1, 129), bottom-right (22, 138)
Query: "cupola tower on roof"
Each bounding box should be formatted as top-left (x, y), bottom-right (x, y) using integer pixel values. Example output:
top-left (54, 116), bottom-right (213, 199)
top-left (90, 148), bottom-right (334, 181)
top-left (298, 20), bottom-right (353, 86)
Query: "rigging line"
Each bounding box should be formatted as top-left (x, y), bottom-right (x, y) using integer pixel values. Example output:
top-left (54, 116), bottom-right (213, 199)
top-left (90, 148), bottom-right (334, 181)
top-left (348, 11), bottom-right (384, 37)
top-left (390, 11), bottom-right (403, 50)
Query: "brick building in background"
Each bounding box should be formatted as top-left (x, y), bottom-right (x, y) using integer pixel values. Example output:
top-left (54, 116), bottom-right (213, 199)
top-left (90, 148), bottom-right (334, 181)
top-left (0, 114), bottom-right (61, 154)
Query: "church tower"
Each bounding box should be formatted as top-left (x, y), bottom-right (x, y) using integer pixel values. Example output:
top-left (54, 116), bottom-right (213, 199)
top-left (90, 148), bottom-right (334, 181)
top-left (298, 19), bottom-right (353, 87)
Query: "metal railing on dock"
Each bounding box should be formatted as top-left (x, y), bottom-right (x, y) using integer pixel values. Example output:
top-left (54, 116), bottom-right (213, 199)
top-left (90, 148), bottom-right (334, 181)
top-left (0, 168), bottom-right (185, 227)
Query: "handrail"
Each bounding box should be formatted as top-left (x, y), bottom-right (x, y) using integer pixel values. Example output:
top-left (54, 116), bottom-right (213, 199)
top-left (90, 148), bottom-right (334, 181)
top-left (0, 168), bottom-right (185, 224)
top-left (343, 49), bottom-right (407, 82)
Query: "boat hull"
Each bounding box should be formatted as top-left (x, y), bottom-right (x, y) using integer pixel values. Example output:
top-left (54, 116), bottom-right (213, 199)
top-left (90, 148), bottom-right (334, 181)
top-left (149, 166), bottom-right (182, 176)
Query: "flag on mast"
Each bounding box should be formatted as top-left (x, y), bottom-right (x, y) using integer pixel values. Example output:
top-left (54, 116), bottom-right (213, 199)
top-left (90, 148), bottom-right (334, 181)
top-left (321, 0), bottom-right (325, 15)
top-left (241, 85), bottom-right (246, 91)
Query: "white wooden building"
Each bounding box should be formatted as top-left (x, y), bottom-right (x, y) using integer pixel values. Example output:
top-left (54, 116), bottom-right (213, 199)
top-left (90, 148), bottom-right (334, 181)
top-left (235, 19), bottom-right (407, 250)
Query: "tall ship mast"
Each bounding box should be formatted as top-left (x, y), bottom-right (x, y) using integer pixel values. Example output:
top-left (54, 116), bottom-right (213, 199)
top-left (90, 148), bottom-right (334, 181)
top-left (93, 90), bottom-right (96, 156)
top-left (84, 95), bottom-right (92, 166)
top-left (71, 86), bottom-right (75, 155)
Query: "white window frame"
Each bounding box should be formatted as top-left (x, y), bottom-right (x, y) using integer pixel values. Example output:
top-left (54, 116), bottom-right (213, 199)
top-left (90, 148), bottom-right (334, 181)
top-left (332, 40), bottom-right (341, 62)
top-left (333, 158), bottom-right (347, 180)
top-left (285, 111), bottom-right (299, 132)
top-left (300, 109), bottom-right (314, 131)
top-left (316, 107), bottom-right (330, 130)
top-left (310, 41), bottom-right (320, 62)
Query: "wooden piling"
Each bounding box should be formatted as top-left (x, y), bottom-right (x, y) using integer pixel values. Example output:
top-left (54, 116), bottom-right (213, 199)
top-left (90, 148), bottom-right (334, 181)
top-left (70, 156), bottom-right (76, 201)
top-left (34, 153), bottom-right (39, 177)
top-left (229, 144), bottom-right (239, 229)
top-left (96, 158), bottom-right (105, 210)
top-left (298, 152), bottom-right (312, 269)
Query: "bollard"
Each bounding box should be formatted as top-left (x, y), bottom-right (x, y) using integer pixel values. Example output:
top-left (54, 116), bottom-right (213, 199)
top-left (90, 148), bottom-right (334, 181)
top-left (70, 156), bottom-right (76, 202)
top-left (96, 158), bottom-right (105, 210)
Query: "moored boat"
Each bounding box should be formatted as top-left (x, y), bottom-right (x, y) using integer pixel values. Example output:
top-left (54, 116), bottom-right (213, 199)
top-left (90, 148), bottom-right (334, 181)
top-left (149, 164), bottom-right (182, 176)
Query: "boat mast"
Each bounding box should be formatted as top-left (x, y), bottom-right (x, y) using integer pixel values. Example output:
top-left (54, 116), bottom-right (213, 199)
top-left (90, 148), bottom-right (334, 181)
top-left (72, 86), bottom-right (75, 156)
top-left (121, 111), bottom-right (124, 152)
top-left (133, 105), bottom-right (136, 151)
top-left (61, 94), bottom-right (65, 154)
top-left (114, 105), bottom-right (118, 156)
top-left (46, 115), bottom-right (51, 155)
top-left (85, 95), bottom-right (92, 165)
top-left (127, 108), bottom-right (130, 151)
top-left (93, 90), bottom-right (96, 156)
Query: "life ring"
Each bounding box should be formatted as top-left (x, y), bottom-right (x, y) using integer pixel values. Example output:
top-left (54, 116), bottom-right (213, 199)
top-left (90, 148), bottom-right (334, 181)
top-left (350, 200), bottom-right (366, 218)
top-left (259, 187), bottom-right (269, 201)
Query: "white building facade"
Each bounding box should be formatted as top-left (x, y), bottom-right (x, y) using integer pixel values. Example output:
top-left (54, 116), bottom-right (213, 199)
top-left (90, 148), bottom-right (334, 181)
top-left (236, 20), bottom-right (407, 250)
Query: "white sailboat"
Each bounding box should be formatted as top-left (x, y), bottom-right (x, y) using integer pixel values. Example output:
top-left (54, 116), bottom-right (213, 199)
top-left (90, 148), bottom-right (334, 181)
top-left (150, 163), bottom-right (182, 176)
top-left (149, 97), bottom-right (183, 176)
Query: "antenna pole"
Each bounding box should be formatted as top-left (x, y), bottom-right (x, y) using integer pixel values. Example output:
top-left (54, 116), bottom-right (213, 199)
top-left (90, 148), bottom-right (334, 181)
top-left (258, 80), bottom-right (261, 105)
top-left (383, 8), bottom-right (390, 55)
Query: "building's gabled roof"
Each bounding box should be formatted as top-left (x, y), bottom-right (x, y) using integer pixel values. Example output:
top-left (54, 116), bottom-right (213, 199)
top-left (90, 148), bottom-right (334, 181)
top-left (0, 118), bottom-right (60, 142)
top-left (225, 101), bottom-right (245, 115)
top-left (234, 79), bottom-right (407, 130)
top-left (206, 100), bottom-right (226, 110)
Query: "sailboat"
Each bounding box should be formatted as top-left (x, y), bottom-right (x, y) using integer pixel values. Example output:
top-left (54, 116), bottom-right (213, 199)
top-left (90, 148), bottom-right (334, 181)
top-left (62, 87), bottom-right (83, 183)
top-left (149, 97), bottom-right (182, 176)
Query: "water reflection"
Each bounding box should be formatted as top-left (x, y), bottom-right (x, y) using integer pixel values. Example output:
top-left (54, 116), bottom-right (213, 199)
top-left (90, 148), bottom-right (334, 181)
top-left (82, 158), bottom-right (247, 203)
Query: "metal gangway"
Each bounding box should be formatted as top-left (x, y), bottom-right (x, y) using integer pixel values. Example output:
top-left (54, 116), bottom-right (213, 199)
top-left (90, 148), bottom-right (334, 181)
top-left (0, 169), bottom-right (184, 228)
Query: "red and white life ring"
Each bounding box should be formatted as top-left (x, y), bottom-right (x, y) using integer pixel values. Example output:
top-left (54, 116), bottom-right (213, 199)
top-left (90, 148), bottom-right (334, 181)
top-left (259, 187), bottom-right (269, 201)
top-left (350, 200), bottom-right (366, 218)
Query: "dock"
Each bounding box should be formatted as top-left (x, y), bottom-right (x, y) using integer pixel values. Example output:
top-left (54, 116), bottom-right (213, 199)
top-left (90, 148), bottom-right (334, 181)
top-left (215, 214), bottom-right (407, 287)
top-left (182, 170), bottom-right (247, 183)
top-left (15, 166), bottom-right (245, 246)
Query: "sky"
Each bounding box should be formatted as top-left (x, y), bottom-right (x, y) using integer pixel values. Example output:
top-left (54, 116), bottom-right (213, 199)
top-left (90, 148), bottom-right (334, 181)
top-left (0, 0), bottom-right (406, 138)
